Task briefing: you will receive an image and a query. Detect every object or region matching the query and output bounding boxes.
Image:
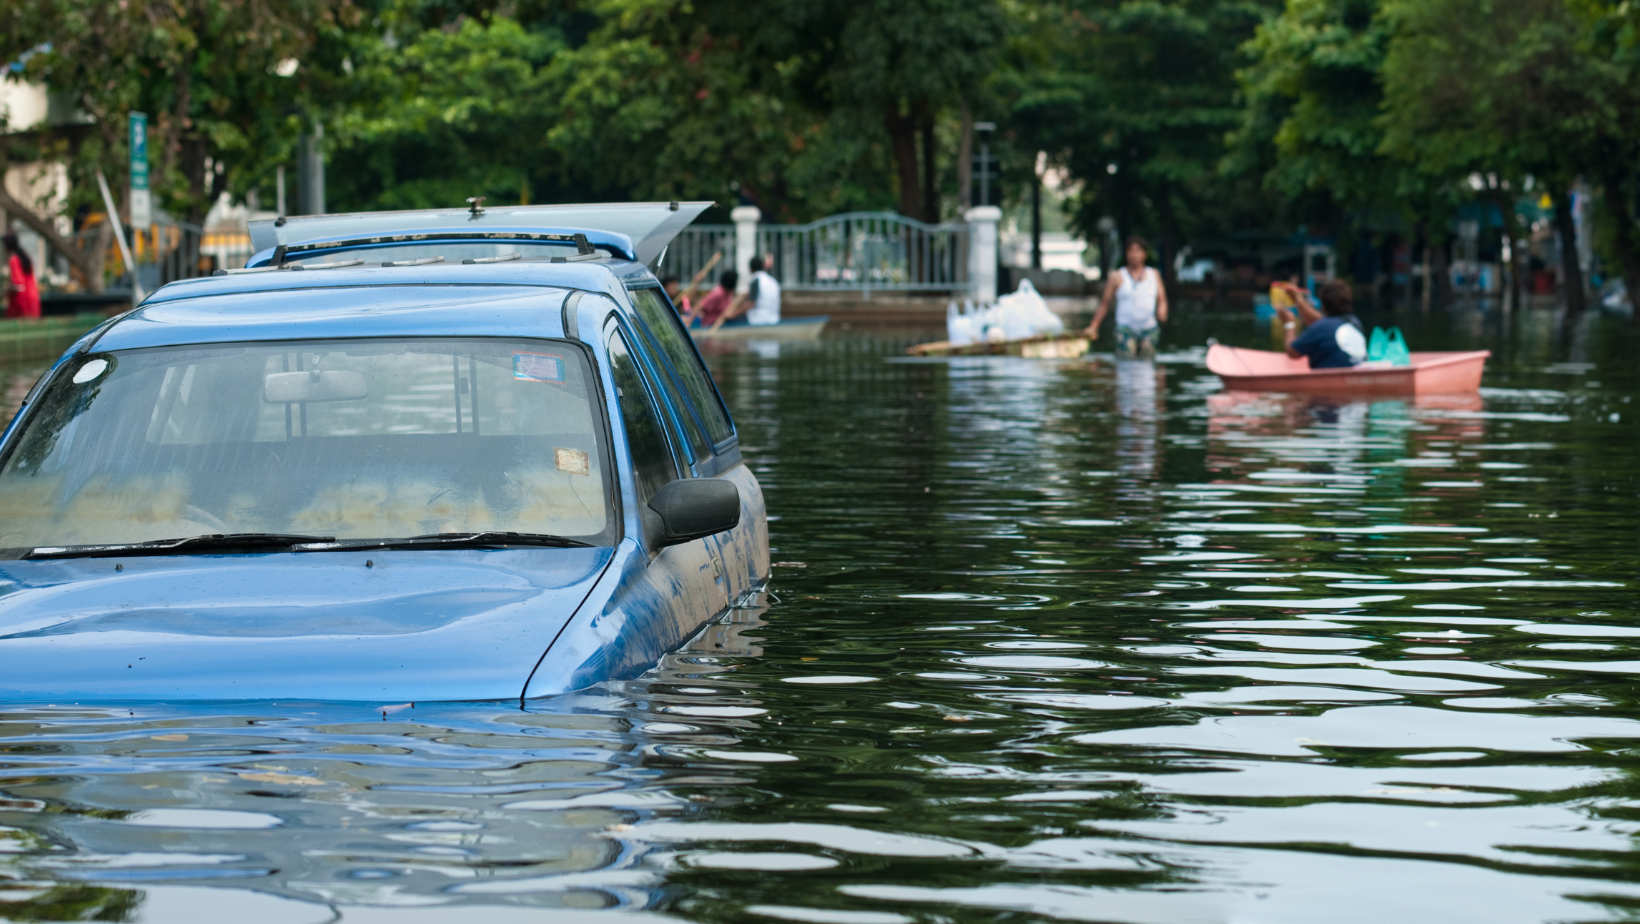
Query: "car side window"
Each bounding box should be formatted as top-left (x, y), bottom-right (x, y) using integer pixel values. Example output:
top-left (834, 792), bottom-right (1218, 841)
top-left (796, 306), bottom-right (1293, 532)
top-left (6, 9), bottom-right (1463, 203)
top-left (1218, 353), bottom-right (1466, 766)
top-left (622, 320), bottom-right (712, 466)
top-left (627, 287), bottom-right (736, 446)
top-left (605, 326), bottom-right (678, 507)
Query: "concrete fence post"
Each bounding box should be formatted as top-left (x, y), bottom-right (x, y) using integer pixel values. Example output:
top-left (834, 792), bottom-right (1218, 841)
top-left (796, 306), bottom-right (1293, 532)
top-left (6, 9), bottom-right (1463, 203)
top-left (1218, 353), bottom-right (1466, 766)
top-left (731, 205), bottom-right (760, 294)
top-left (965, 205), bottom-right (1002, 303)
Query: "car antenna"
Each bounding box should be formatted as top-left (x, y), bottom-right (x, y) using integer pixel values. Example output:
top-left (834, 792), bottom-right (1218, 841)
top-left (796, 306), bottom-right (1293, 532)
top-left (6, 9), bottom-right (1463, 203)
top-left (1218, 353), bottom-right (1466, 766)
top-left (467, 196), bottom-right (486, 219)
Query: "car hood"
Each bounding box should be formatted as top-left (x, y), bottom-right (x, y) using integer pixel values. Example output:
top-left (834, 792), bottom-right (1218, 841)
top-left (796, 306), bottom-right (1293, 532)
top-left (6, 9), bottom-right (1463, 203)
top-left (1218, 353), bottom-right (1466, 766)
top-left (0, 548), bottom-right (612, 702)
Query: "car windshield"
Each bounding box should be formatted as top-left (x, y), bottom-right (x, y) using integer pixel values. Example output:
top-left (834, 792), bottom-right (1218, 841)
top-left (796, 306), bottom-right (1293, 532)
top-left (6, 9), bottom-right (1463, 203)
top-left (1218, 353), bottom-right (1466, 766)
top-left (0, 338), bottom-right (615, 554)
top-left (282, 241), bottom-right (611, 267)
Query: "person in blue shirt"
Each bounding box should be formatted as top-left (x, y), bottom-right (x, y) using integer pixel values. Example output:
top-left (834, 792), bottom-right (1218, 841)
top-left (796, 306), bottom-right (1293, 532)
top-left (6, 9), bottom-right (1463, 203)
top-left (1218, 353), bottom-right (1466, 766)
top-left (1273, 278), bottom-right (1367, 369)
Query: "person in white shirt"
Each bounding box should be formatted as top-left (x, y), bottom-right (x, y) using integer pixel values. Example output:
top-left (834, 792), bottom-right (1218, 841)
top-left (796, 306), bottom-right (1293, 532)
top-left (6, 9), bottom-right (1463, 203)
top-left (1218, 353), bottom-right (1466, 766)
top-left (1085, 235), bottom-right (1168, 358)
top-left (720, 255), bottom-right (781, 327)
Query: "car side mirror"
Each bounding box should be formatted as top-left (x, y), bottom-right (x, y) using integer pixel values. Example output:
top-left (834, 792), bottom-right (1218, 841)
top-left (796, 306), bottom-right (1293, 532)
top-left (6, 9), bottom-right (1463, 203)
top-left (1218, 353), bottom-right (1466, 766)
top-left (647, 479), bottom-right (740, 545)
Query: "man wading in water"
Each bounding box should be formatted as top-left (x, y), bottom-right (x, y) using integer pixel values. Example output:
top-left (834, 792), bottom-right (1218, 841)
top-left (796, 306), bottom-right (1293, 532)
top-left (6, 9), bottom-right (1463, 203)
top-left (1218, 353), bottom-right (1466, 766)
top-left (1085, 236), bottom-right (1167, 358)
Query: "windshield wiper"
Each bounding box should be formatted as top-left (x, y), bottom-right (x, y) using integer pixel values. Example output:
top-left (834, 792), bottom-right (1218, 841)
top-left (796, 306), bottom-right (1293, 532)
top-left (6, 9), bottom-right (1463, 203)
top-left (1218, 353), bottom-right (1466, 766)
top-left (301, 531), bottom-right (594, 552)
top-left (28, 533), bottom-right (336, 560)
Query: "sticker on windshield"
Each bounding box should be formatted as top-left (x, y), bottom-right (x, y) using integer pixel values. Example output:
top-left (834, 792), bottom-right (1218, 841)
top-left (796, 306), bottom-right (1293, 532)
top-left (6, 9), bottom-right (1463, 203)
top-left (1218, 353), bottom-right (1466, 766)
top-left (514, 352), bottom-right (566, 383)
top-left (555, 448), bottom-right (590, 476)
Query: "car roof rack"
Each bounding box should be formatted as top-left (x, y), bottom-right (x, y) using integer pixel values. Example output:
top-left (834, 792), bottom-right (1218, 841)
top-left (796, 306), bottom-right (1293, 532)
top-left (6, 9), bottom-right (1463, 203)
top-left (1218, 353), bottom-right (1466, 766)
top-left (249, 202), bottom-right (712, 266)
top-left (262, 232), bottom-right (596, 267)
top-left (215, 258), bottom-right (366, 276)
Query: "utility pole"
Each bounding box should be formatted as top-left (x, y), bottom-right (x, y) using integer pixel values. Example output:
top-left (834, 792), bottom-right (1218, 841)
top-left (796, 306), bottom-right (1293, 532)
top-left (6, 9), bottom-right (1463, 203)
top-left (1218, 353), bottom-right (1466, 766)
top-left (972, 123), bottom-right (997, 207)
top-left (1031, 153), bottom-right (1043, 270)
top-left (296, 123), bottom-right (325, 216)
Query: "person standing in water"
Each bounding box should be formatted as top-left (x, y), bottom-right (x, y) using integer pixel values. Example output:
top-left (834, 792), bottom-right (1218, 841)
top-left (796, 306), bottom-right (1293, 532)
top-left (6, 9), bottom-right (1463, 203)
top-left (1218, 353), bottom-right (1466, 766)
top-left (1085, 235), bottom-right (1167, 358)
top-left (3, 232), bottom-right (41, 320)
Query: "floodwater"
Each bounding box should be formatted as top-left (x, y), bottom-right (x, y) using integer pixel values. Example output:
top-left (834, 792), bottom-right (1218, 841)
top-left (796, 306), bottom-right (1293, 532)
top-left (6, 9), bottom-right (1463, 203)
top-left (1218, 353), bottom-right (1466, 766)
top-left (2, 304), bottom-right (1638, 923)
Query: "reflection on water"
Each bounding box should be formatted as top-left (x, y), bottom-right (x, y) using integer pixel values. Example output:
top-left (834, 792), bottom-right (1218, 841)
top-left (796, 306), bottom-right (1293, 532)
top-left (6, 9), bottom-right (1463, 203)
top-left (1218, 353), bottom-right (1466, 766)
top-left (3, 306), bottom-right (1640, 922)
top-left (0, 607), bottom-right (771, 920)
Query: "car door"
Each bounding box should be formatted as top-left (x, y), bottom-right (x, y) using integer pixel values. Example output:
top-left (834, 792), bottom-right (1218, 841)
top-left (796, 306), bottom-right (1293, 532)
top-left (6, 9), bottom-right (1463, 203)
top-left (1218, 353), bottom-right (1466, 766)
top-left (521, 297), bottom-right (746, 696)
top-left (600, 316), bottom-right (730, 659)
top-left (624, 285), bottom-right (763, 603)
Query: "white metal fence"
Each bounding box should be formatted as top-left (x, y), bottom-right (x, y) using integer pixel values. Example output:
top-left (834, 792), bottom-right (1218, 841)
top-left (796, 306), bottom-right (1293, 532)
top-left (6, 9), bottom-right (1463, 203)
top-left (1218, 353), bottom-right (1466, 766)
top-left (664, 211), bottom-right (971, 295)
top-left (656, 224), bottom-right (735, 287)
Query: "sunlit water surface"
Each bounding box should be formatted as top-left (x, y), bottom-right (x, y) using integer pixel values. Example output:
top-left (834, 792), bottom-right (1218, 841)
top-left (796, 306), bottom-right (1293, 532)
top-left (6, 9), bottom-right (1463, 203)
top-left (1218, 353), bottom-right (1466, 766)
top-left (2, 305), bottom-right (1638, 923)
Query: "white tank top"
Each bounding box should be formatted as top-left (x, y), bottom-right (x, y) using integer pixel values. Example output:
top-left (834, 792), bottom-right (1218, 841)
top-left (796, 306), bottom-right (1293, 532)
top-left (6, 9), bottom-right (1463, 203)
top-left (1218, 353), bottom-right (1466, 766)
top-left (1115, 267), bottom-right (1159, 331)
top-left (746, 271), bottom-right (781, 326)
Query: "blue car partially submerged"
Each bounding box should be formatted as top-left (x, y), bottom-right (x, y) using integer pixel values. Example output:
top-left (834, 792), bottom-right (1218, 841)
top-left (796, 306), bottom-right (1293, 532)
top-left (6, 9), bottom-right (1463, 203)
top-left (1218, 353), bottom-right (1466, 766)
top-left (0, 202), bottom-right (768, 702)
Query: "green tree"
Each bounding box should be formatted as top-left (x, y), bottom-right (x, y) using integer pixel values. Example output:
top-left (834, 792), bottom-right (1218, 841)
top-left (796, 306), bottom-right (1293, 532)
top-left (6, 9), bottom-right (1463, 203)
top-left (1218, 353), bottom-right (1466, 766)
top-left (537, 0), bottom-right (1009, 222)
top-left (1227, 0), bottom-right (1495, 300)
top-left (1376, 0), bottom-right (1637, 310)
top-left (322, 11), bottom-right (566, 210)
top-left (1227, 0), bottom-right (1403, 216)
top-left (3, 0), bottom-right (360, 225)
top-left (786, 0), bottom-right (1011, 222)
top-left (319, 0), bottom-right (917, 221)
top-left (1009, 0), bottom-right (1279, 281)
top-left (1580, 0), bottom-right (1640, 312)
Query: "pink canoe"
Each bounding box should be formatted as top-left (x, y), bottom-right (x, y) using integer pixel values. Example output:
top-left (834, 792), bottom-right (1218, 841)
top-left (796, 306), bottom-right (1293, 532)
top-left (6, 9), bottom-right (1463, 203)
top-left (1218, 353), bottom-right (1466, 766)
top-left (1206, 344), bottom-right (1490, 395)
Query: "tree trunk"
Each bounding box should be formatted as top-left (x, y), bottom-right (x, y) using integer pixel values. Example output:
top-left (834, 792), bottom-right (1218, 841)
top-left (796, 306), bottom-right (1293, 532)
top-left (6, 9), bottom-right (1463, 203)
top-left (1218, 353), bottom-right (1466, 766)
top-left (177, 41), bottom-right (212, 226)
top-left (919, 106), bottom-right (937, 223)
top-left (1489, 185), bottom-right (1523, 306)
top-left (1592, 167), bottom-right (1640, 325)
top-left (1432, 235), bottom-right (1450, 306)
top-left (0, 186), bottom-right (104, 292)
top-left (1552, 191), bottom-right (1586, 312)
top-left (1158, 200), bottom-right (1179, 288)
top-left (1421, 244), bottom-right (1432, 311)
top-left (1607, 192), bottom-right (1640, 327)
top-left (957, 103), bottom-right (973, 213)
top-left (86, 221), bottom-right (111, 293)
top-left (885, 101), bottom-right (923, 221)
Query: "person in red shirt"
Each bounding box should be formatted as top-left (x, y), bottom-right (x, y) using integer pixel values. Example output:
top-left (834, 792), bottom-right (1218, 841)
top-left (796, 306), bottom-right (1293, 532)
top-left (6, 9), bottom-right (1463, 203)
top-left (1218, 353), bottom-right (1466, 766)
top-left (687, 269), bottom-right (743, 328)
top-left (4, 232), bottom-right (41, 320)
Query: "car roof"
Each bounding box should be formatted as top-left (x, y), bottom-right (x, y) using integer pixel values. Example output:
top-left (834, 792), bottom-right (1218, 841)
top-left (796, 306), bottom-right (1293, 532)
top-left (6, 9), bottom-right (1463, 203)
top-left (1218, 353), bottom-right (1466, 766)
top-left (97, 259), bottom-right (665, 351)
top-left (249, 201), bottom-right (713, 266)
top-left (95, 285), bottom-right (569, 352)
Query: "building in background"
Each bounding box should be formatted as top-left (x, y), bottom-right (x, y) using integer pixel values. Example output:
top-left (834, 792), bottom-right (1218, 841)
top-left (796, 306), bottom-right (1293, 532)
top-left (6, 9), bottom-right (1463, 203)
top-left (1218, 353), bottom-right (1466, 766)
top-left (1, 76), bottom-right (78, 289)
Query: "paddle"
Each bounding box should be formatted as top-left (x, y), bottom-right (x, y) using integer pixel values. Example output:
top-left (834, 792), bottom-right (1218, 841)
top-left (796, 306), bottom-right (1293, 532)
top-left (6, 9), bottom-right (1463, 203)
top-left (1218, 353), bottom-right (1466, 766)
top-left (708, 301), bottom-right (737, 334)
top-left (679, 252), bottom-right (722, 312)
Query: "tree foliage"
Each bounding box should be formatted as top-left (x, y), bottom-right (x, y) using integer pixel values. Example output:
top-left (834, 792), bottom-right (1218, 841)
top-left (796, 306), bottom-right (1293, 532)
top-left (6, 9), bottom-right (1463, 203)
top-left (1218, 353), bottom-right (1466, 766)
top-left (1008, 0), bottom-right (1279, 277)
top-left (1376, 0), bottom-right (1640, 306)
top-left (6, 0), bottom-right (1639, 307)
top-left (3, 0), bottom-right (359, 223)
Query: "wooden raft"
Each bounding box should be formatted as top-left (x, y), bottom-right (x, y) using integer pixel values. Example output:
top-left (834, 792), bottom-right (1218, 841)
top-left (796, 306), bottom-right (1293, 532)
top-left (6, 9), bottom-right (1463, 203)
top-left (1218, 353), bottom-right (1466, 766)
top-left (906, 333), bottom-right (1090, 359)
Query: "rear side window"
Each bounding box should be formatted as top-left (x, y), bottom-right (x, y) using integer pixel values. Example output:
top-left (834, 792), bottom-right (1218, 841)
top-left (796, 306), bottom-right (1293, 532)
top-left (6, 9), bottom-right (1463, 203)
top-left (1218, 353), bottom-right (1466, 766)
top-left (630, 335), bottom-right (712, 467)
top-left (605, 327), bottom-right (677, 506)
top-left (628, 287), bottom-right (736, 445)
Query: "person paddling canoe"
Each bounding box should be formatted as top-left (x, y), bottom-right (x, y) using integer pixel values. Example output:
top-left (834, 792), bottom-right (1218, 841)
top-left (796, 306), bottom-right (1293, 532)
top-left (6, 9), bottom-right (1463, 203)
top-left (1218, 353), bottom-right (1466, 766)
top-left (1274, 278), bottom-right (1367, 369)
top-left (1085, 236), bottom-right (1168, 358)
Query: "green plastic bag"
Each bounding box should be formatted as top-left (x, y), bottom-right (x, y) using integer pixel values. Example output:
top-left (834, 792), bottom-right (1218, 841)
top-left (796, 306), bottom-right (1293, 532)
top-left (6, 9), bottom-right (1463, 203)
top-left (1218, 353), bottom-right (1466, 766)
top-left (1368, 327), bottom-right (1411, 366)
top-left (1384, 327), bottom-right (1411, 366)
top-left (1368, 327), bottom-right (1389, 362)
